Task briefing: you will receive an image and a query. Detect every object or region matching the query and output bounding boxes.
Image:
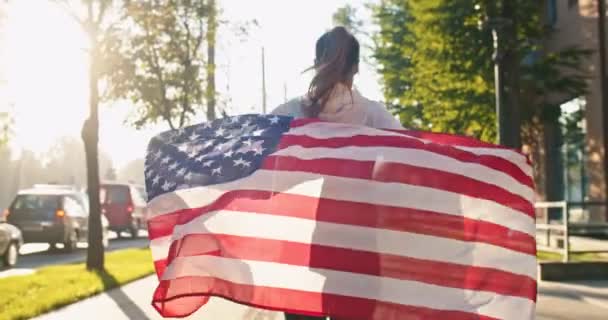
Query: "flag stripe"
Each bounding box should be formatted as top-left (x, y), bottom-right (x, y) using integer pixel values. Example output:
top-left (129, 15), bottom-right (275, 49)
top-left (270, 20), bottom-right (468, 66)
top-left (151, 210), bottom-right (537, 279)
top-left (153, 276), bottom-right (500, 320)
top-left (153, 233), bottom-right (537, 300)
top-left (148, 190), bottom-right (535, 256)
top-left (272, 144), bottom-right (534, 201)
top-left (264, 154), bottom-right (533, 216)
top-left (160, 255), bottom-right (535, 320)
top-left (285, 121), bottom-right (531, 177)
top-left (278, 133), bottom-right (533, 188)
top-left (147, 170), bottom-right (536, 236)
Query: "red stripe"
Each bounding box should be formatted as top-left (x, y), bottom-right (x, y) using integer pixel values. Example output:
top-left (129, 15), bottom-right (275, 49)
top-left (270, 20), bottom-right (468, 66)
top-left (262, 155), bottom-right (534, 218)
top-left (277, 134), bottom-right (533, 189)
top-left (156, 234), bottom-right (537, 301)
top-left (148, 191), bottom-right (536, 256)
top-left (289, 118), bottom-right (524, 155)
top-left (153, 276), bottom-right (500, 320)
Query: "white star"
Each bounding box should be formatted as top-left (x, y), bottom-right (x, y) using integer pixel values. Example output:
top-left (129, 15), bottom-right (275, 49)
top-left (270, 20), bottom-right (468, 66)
top-left (161, 181), bottom-right (175, 191)
top-left (243, 139), bottom-right (253, 146)
top-left (161, 156), bottom-right (171, 164)
top-left (184, 172), bottom-right (193, 180)
top-left (168, 162), bottom-right (179, 171)
top-left (188, 132), bottom-right (200, 141)
top-left (203, 140), bottom-right (214, 149)
top-left (223, 150), bottom-right (235, 158)
top-left (233, 158), bottom-right (246, 167)
top-left (176, 168), bottom-right (187, 177)
top-left (178, 144), bottom-right (189, 153)
top-left (215, 127), bottom-right (226, 136)
top-left (269, 116), bottom-right (280, 125)
top-left (252, 128), bottom-right (265, 136)
top-left (215, 141), bottom-right (230, 151)
top-left (152, 176), bottom-right (161, 186)
top-left (202, 122), bottom-right (212, 129)
top-left (203, 160), bottom-right (214, 167)
top-left (195, 155), bottom-right (205, 162)
top-left (212, 167), bottom-right (222, 176)
top-left (153, 150), bottom-right (163, 160)
top-left (251, 141), bottom-right (266, 155)
top-left (187, 150), bottom-right (198, 158)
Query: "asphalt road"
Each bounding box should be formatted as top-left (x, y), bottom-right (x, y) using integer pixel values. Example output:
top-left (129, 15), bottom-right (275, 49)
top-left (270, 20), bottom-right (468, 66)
top-left (0, 232), bottom-right (149, 278)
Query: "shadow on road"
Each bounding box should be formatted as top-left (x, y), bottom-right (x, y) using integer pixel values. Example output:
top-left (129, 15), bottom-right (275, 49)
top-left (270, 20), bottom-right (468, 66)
top-left (100, 271), bottom-right (151, 320)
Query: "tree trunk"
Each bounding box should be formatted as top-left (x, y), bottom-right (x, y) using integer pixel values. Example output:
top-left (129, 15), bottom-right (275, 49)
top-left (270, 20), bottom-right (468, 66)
top-left (206, 0), bottom-right (217, 121)
top-left (500, 0), bottom-right (522, 149)
top-left (84, 44), bottom-right (104, 271)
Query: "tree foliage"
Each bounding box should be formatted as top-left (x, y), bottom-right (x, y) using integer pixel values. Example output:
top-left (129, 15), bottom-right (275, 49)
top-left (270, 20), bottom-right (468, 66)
top-left (110, 0), bottom-right (209, 130)
top-left (371, 0), bottom-right (589, 143)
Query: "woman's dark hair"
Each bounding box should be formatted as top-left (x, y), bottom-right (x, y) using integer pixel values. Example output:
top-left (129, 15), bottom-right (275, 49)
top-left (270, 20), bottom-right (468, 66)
top-left (305, 26), bottom-right (360, 117)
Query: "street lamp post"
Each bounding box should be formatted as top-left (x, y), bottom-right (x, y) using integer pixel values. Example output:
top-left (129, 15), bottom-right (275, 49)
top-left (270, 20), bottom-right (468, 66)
top-left (487, 2), bottom-right (521, 149)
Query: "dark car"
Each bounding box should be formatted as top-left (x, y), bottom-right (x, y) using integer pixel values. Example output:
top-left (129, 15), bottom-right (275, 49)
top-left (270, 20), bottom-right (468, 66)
top-left (6, 187), bottom-right (109, 252)
top-left (0, 218), bottom-right (22, 268)
top-left (100, 183), bottom-right (148, 238)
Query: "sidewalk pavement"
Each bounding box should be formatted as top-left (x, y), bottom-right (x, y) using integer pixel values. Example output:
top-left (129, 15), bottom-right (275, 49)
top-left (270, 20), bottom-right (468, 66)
top-left (34, 275), bottom-right (282, 320)
top-left (33, 275), bottom-right (608, 320)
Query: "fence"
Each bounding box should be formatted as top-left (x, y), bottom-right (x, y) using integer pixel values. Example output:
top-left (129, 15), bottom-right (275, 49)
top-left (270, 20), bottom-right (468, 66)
top-left (535, 201), bottom-right (608, 262)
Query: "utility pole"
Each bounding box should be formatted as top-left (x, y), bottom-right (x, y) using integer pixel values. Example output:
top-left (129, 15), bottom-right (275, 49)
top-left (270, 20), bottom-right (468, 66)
top-left (490, 1), bottom-right (521, 149)
top-left (598, 0), bottom-right (608, 206)
top-left (261, 47), bottom-right (267, 114)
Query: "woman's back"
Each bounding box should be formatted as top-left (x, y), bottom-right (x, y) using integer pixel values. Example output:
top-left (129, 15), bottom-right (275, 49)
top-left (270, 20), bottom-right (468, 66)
top-left (272, 83), bottom-right (402, 130)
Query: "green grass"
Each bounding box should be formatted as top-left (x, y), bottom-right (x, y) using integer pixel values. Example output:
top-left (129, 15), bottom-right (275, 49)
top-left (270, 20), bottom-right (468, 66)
top-left (0, 248), bottom-right (155, 320)
top-left (537, 250), bottom-right (608, 262)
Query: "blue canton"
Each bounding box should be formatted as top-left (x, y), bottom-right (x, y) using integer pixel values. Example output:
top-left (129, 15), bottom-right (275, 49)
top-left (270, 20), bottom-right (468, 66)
top-left (145, 114), bottom-right (292, 201)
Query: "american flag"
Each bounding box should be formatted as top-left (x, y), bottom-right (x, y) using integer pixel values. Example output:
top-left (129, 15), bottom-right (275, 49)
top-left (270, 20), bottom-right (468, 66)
top-left (145, 114), bottom-right (537, 320)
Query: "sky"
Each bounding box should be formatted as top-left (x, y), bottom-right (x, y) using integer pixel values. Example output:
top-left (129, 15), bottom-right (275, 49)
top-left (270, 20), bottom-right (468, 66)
top-left (0, 0), bottom-right (381, 168)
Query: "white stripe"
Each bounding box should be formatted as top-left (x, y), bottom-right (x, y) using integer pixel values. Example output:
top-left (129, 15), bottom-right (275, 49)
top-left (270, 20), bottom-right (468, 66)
top-left (147, 170), bottom-right (536, 236)
top-left (286, 122), bottom-right (532, 177)
top-left (150, 210), bottom-right (537, 279)
top-left (273, 145), bottom-right (534, 202)
top-left (161, 255), bottom-right (535, 320)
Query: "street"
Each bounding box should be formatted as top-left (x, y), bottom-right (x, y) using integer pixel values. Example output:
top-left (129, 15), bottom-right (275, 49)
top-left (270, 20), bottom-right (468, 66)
top-left (0, 233), bottom-right (149, 279)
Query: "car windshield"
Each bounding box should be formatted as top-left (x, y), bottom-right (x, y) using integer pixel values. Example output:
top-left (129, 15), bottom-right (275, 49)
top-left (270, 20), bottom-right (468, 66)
top-left (12, 195), bottom-right (60, 210)
top-left (100, 185), bottom-right (129, 204)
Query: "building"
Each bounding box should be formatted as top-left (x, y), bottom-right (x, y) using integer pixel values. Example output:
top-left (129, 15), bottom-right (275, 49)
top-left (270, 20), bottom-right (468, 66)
top-left (540, 0), bottom-right (606, 222)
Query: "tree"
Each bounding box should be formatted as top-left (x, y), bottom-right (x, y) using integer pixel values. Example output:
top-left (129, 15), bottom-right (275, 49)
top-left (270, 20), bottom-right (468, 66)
top-left (110, 0), bottom-right (209, 130)
top-left (333, 4), bottom-right (363, 34)
top-left (371, 0), bottom-right (589, 201)
top-left (53, 0), bottom-right (119, 271)
top-left (372, 0), bottom-right (587, 142)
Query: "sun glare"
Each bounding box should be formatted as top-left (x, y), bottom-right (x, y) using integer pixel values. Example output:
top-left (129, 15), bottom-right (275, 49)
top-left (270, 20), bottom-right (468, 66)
top-left (4, 1), bottom-right (88, 155)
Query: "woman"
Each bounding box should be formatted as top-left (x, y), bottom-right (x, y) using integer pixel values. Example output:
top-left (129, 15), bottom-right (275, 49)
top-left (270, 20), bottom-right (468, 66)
top-left (272, 26), bottom-right (401, 129)
top-left (271, 26), bottom-right (401, 320)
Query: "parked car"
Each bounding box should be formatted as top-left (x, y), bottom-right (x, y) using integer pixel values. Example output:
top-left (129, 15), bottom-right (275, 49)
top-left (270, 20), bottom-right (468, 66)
top-left (6, 186), bottom-right (109, 252)
top-left (0, 218), bottom-right (22, 268)
top-left (100, 183), bottom-right (148, 238)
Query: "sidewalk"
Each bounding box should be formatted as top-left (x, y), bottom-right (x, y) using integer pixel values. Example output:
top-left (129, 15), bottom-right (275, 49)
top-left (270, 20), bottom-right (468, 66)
top-left (33, 275), bottom-right (608, 320)
top-left (34, 275), bottom-right (282, 320)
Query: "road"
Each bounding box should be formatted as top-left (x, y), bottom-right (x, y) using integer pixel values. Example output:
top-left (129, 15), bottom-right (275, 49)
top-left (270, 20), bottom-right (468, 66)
top-left (0, 233), bottom-right (149, 279)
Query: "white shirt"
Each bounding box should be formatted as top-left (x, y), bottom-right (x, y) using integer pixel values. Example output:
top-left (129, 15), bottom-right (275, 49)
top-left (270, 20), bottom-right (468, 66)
top-left (271, 83), bottom-right (403, 130)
